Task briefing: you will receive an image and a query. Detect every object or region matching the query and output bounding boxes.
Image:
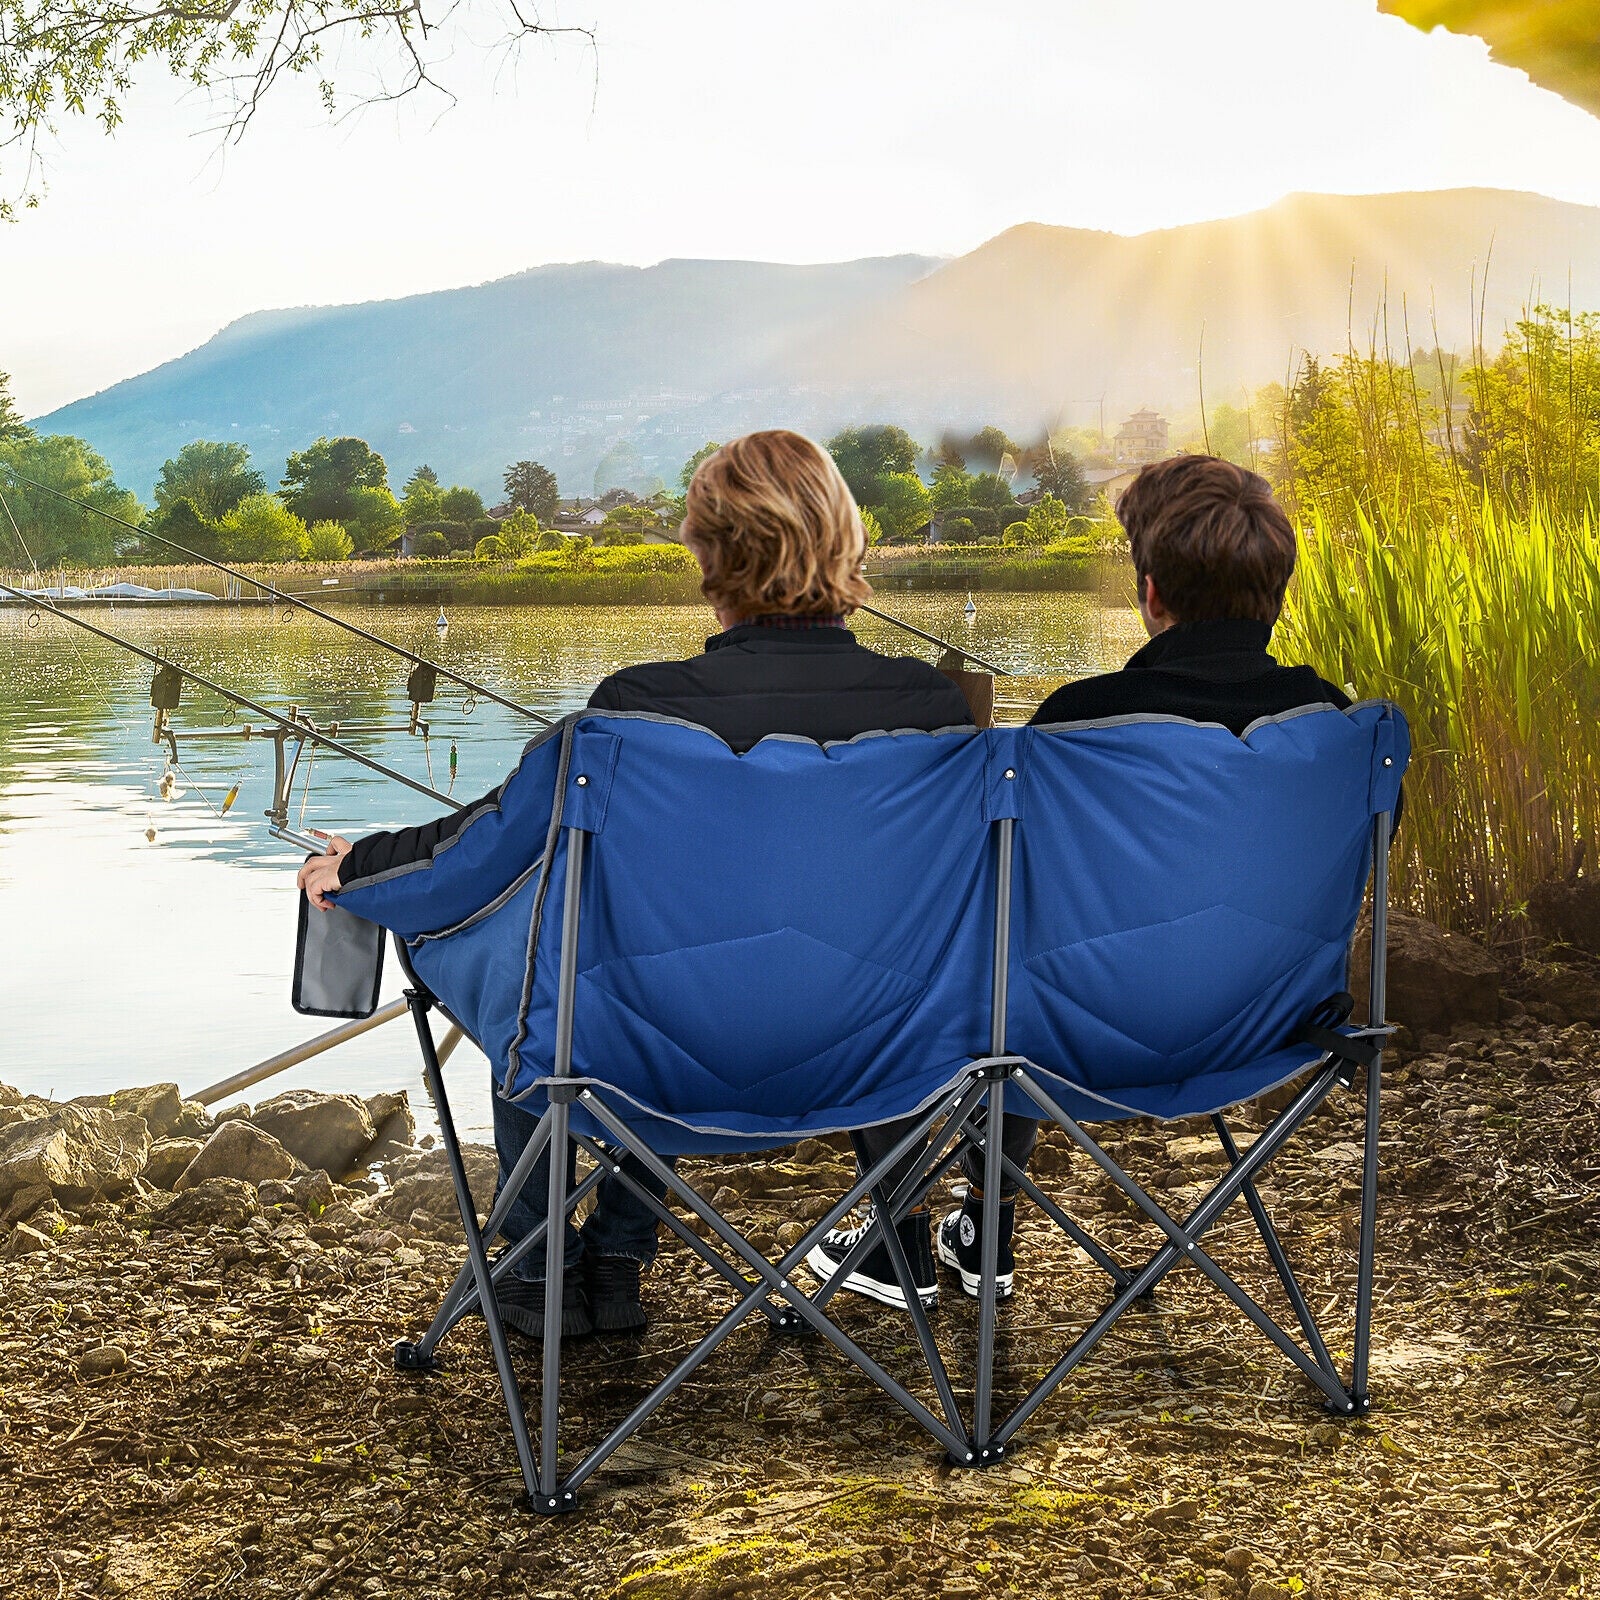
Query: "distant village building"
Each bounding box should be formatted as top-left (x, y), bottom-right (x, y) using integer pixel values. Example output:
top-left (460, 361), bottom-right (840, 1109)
top-left (1113, 409), bottom-right (1170, 467)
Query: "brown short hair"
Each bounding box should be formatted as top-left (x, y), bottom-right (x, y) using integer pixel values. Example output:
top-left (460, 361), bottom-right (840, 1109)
top-left (681, 430), bottom-right (871, 618)
top-left (1116, 454), bottom-right (1296, 625)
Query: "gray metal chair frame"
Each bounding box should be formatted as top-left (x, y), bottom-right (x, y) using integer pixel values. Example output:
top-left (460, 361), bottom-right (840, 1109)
top-left (393, 806), bottom-right (1394, 1510)
top-left (951, 809), bottom-right (1395, 1463)
top-left (394, 816), bottom-right (1023, 1513)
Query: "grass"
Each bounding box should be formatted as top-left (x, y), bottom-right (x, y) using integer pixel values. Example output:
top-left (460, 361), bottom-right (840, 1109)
top-left (1277, 500), bottom-right (1600, 939)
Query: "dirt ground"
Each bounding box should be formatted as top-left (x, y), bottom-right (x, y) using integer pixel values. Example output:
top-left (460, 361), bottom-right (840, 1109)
top-left (2, 1017), bottom-right (1597, 1600)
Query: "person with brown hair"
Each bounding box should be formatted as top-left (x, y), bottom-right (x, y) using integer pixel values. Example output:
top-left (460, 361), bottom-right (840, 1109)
top-left (928, 452), bottom-right (1352, 1303)
top-left (299, 430), bottom-right (972, 1337)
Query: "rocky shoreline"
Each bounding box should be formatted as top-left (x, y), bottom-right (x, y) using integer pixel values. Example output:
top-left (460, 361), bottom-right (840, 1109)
top-left (1, 908), bottom-right (1598, 1598)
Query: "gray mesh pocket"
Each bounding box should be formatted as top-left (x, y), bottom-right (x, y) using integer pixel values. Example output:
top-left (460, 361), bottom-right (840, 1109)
top-left (293, 892), bottom-right (385, 1018)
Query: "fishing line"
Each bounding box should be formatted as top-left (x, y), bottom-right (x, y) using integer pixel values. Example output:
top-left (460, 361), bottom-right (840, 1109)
top-left (0, 470), bottom-right (556, 726)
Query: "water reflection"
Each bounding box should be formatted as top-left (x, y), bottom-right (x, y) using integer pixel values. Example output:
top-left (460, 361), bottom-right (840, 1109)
top-left (0, 596), bottom-right (1142, 1136)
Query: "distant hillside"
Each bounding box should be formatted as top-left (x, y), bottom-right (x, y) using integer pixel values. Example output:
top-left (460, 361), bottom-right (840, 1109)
top-left (35, 256), bottom-right (939, 498)
top-left (34, 188), bottom-right (1600, 498)
top-left (773, 189), bottom-right (1600, 435)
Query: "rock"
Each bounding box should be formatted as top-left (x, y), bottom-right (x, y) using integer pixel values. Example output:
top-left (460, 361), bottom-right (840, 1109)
top-left (73, 1083), bottom-right (184, 1139)
top-left (144, 1137), bottom-right (204, 1190)
top-left (176, 1121), bottom-right (297, 1190)
top-left (260, 1170), bottom-right (337, 1215)
top-left (0, 1104), bottom-right (150, 1206)
top-left (363, 1091), bottom-right (417, 1157)
top-left (1165, 1135), bottom-right (1226, 1170)
top-left (1526, 965), bottom-right (1600, 1025)
top-left (362, 1173), bottom-right (460, 1228)
top-left (250, 1091), bottom-right (376, 1178)
top-left (1223, 1549), bottom-right (1259, 1574)
top-left (146, 1176), bottom-right (261, 1232)
top-left (1349, 911), bottom-right (1500, 1035)
top-left (78, 1345), bottom-right (130, 1378)
top-left (1, 1182), bottom-right (53, 1226)
top-left (171, 1101), bottom-right (213, 1139)
top-left (1247, 1585), bottom-right (1286, 1600)
top-left (1528, 877), bottom-right (1600, 954)
top-left (6, 1221), bottom-right (55, 1257)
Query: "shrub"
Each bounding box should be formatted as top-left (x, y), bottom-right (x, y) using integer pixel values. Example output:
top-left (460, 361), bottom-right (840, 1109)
top-left (304, 520), bottom-right (354, 561)
top-left (411, 529), bottom-right (452, 559)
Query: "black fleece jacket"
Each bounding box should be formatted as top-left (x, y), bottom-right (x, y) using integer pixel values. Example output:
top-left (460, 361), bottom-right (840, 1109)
top-left (1031, 618), bottom-right (1350, 732)
top-left (338, 620), bottom-right (973, 883)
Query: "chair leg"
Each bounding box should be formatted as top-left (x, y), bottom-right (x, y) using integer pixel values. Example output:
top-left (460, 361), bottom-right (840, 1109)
top-left (402, 991), bottom-right (541, 1505)
top-left (537, 1098), bottom-right (574, 1511)
top-left (972, 1074), bottom-right (1006, 1461)
top-left (1349, 1049), bottom-right (1383, 1411)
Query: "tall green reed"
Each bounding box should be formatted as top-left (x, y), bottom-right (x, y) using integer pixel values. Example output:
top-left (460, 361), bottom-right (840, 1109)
top-left (1277, 501), bottom-right (1600, 939)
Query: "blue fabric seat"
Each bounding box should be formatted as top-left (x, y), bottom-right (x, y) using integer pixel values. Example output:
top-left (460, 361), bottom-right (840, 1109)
top-left (330, 700), bottom-right (1407, 1508)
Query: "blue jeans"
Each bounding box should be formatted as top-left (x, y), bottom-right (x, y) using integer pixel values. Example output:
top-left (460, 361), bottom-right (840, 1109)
top-left (492, 1092), bottom-right (675, 1282)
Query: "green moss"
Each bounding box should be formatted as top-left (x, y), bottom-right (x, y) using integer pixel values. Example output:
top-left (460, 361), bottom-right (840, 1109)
top-left (617, 1536), bottom-right (806, 1595)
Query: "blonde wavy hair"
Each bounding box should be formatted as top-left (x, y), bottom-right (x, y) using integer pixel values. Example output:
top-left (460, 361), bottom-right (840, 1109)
top-left (680, 430), bottom-right (872, 618)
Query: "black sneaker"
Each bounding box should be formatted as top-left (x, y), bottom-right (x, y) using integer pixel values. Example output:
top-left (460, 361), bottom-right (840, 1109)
top-left (587, 1255), bottom-right (648, 1334)
top-left (805, 1209), bottom-right (938, 1309)
top-left (494, 1272), bottom-right (592, 1340)
top-left (936, 1190), bottom-right (1015, 1299)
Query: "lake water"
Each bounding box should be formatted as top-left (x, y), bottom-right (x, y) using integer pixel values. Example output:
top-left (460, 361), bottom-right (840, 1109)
top-left (0, 594), bottom-right (1143, 1139)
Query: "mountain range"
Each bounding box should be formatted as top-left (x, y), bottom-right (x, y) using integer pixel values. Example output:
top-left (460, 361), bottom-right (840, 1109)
top-left (34, 187), bottom-right (1600, 499)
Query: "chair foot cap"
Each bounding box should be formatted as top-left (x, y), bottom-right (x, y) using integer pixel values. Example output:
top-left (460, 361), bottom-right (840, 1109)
top-left (529, 1490), bottom-right (579, 1516)
top-left (946, 1442), bottom-right (1008, 1469)
top-left (393, 1341), bottom-right (439, 1373)
top-left (769, 1307), bottom-right (807, 1336)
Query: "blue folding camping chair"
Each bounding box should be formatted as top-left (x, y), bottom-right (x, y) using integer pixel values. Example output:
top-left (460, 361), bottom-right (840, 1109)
top-left (332, 713), bottom-right (1016, 1510)
top-left (951, 701), bottom-right (1408, 1461)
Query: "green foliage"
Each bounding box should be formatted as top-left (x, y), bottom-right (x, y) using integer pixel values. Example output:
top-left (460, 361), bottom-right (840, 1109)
top-left (967, 472), bottom-right (1016, 510)
top-left (303, 519), bottom-right (353, 561)
top-left (1010, 495), bottom-right (1075, 546)
top-left (869, 470), bottom-right (932, 543)
top-left (439, 485), bottom-right (484, 523)
top-left (941, 516), bottom-right (979, 544)
top-left (503, 459), bottom-right (560, 521)
top-left (0, 432), bottom-right (140, 564)
top-left (0, 370), bottom-right (33, 443)
top-left (598, 503), bottom-right (663, 543)
top-left (494, 508), bottom-right (541, 559)
top-left (410, 529), bottom-right (451, 560)
top-left (146, 495), bottom-right (227, 559)
top-left (1279, 502), bottom-right (1600, 937)
top-left (827, 425), bottom-right (920, 503)
top-left (401, 474), bottom-right (443, 527)
top-left (153, 441), bottom-right (264, 525)
top-left (930, 462), bottom-right (974, 511)
top-left (859, 507), bottom-right (884, 546)
top-left (1031, 445), bottom-right (1095, 514)
top-left (220, 493), bottom-right (306, 562)
top-left (473, 534), bottom-right (503, 560)
top-left (679, 441), bottom-right (722, 492)
top-left (535, 528), bottom-right (566, 552)
top-left (281, 437), bottom-right (389, 526)
top-left (346, 485), bottom-right (405, 554)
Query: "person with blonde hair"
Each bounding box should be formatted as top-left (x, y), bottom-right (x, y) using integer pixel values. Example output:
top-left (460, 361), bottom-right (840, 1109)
top-left (299, 430), bottom-right (972, 1336)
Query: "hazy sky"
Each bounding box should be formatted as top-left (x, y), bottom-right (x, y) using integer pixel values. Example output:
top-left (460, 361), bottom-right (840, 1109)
top-left (6, 0), bottom-right (1600, 416)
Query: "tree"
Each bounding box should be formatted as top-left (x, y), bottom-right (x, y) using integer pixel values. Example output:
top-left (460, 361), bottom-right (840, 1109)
top-left (930, 462), bottom-right (975, 511)
top-left (153, 441), bottom-right (264, 527)
top-left (859, 507), bottom-right (884, 546)
top-left (474, 534), bottom-right (504, 560)
top-left (868, 471), bottom-right (932, 543)
top-left (0, 371), bottom-right (31, 443)
top-left (280, 436), bottom-right (389, 526)
top-left (401, 474), bottom-right (443, 527)
top-left (966, 472), bottom-right (1016, 510)
top-left (220, 494), bottom-right (306, 562)
top-left (0, 4), bottom-right (584, 220)
top-left (440, 485), bottom-right (485, 523)
top-left (0, 432), bottom-right (140, 564)
top-left (304, 520), bottom-right (353, 561)
top-left (494, 509), bottom-right (540, 559)
top-left (410, 530), bottom-right (452, 559)
top-left (1012, 495), bottom-right (1074, 546)
top-left (963, 426), bottom-right (1021, 471)
top-left (503, 460), bottom-right (560, 521)
top-left (678, 442), bottom-right (722, 492)
top-left (827, 426), bottom-right (919, 503)
top-left (598, 503), bottom-right (662, 543)
top-left (1032, 445), bottom-right (1094, 514)
top-left (346, 485), bottom-right (405, 554)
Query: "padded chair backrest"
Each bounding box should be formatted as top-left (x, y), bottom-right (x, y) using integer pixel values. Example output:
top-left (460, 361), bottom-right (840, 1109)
top-left (510, 717), bottom-right (997, 1146)
top-left (1001, 702), bottom-right (1407, 1118)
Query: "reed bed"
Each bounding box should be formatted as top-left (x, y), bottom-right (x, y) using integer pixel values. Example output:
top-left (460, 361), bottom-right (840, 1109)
top-left (1277, 502), bottom-right (1600, 939)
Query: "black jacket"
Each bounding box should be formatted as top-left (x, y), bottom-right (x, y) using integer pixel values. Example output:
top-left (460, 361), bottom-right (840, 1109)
top-left (1031, 619), bottom-right (1350, 733)
top-left (340, 621), bottom-right (973, 882)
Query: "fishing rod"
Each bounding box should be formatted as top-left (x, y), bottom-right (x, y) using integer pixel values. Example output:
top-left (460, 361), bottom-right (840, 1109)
top-left (2, 471), bottom-right (556, 728)
top-left (0, 574), bottom-right (460, 846)
top-left (3, 471), bottom-right (1009, 681)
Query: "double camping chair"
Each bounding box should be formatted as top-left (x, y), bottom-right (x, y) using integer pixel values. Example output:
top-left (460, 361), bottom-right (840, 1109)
top-left (315, 701), bottom-right (1408, 1513)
